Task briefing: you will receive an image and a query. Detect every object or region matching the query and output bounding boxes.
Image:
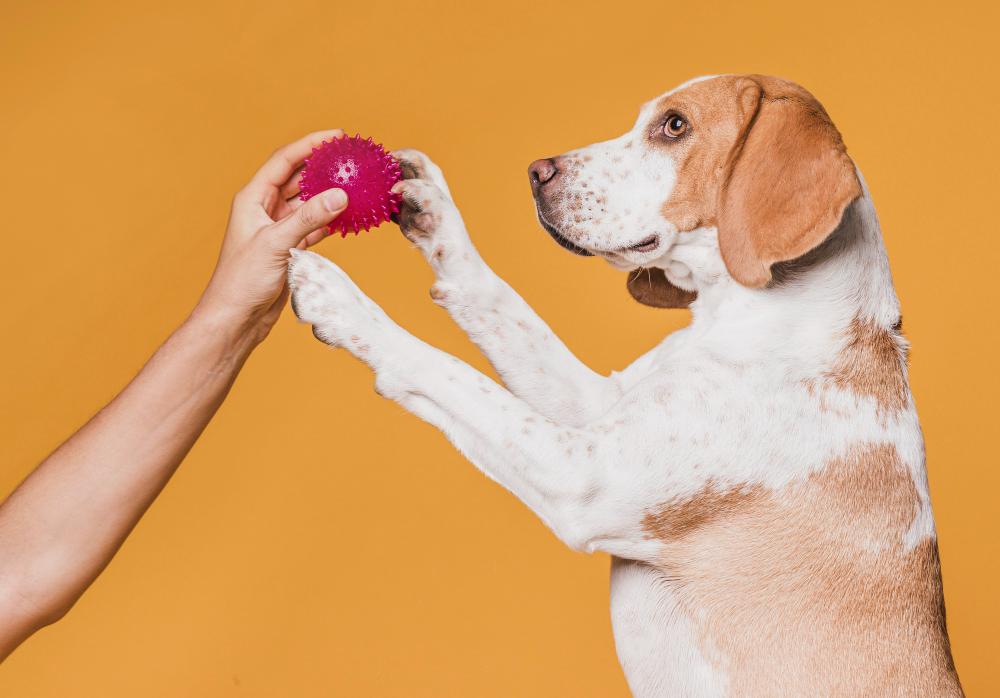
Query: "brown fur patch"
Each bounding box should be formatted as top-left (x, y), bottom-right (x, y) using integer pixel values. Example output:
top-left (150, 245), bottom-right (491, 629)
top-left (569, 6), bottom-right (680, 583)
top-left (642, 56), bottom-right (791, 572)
top-left (717, 76), bottom-right (862, 287)
top-left (626, 267), bottom-right (697, 308)
top-left (656, 77), bottom-right (756, 233)
top-left (642, 480), bottom-right (764, 539)
top-left (653, 75), bottom-right (862, 288)
top-left (827, 318), bottom-right (909, 412)
top-left (642, 445), bottom-right (961, 696)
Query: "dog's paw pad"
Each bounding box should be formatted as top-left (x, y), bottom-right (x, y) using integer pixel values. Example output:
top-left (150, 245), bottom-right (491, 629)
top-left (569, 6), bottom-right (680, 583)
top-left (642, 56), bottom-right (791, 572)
top-left (392, 179), bottom-right (448, 241)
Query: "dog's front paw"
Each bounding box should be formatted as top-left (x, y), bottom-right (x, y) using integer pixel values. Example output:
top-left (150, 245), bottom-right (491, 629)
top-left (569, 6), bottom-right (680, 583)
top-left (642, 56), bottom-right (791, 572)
top-left (288, 250), bottom-right (388, 356)
top-left (391, 149), bottom-right (479, 280)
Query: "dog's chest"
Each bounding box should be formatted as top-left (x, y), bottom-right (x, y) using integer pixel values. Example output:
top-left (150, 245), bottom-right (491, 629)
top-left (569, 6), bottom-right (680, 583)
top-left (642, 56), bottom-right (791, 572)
top-left (610, 557), bottom-right (727, 698)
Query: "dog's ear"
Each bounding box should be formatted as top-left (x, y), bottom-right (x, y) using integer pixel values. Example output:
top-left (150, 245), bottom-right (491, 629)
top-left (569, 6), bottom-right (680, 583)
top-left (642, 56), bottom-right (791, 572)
top-left (717, 77), bottom-right (862, 288)
top-left (627, 268), bottom-right (697, 308)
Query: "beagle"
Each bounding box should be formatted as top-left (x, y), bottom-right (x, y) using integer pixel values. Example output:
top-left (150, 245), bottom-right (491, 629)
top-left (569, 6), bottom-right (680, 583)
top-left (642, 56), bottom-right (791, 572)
top-left (288, 74), bottom-right (962, 697)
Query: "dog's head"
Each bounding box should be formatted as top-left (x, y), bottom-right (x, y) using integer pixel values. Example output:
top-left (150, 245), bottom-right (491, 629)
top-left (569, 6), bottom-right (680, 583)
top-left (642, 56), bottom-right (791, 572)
top-left (528, 75), bottom-right (862, 307)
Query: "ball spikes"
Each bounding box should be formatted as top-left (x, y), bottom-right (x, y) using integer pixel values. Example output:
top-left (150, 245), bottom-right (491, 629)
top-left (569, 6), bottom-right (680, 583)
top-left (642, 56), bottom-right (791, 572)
top-left (299, 134), bottom-right (403, 238)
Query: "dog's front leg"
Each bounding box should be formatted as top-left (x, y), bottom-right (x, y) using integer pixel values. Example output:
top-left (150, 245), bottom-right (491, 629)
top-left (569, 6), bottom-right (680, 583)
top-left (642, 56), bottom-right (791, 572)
top-left (389, 150), bottom-right (624, 427)
top-left (288, 250), bottom-right (660, 560)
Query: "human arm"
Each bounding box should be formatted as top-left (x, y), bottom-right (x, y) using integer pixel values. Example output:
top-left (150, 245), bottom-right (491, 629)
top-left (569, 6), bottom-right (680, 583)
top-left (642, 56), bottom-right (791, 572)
top-left (0, 130), bottom-right (348, 659)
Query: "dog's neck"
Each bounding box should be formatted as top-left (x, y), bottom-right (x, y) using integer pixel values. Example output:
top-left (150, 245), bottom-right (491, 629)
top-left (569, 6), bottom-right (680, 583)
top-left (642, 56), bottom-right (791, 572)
top-left (661, 180), bottom-right (901, 368)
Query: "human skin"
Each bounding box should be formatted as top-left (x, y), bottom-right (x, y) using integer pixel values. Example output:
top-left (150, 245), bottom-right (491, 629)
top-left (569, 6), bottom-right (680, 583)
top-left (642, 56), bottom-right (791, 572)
top-left (0, 130), bottom-right (348, 660)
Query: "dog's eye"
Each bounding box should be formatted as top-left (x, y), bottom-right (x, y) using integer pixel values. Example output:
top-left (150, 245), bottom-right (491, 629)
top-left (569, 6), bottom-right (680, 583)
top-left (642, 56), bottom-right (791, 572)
top-left (663, 114), bottom-right (688, 138)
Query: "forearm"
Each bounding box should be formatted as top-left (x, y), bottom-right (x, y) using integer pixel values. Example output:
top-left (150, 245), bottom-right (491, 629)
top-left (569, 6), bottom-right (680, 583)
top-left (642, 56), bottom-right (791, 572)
top-left (0, 130), bottom-right (346, 659)
top-left (0, 308), bottom-right (256, 654)
top-left (390, 150), bottom-right (622, 426)
top-left (436, 267), bottom-right (622, 426)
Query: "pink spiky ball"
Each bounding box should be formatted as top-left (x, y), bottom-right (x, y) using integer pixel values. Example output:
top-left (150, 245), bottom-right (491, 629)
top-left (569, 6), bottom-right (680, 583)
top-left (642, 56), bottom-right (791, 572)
top-left (299, 134), bottom-right (402, 237)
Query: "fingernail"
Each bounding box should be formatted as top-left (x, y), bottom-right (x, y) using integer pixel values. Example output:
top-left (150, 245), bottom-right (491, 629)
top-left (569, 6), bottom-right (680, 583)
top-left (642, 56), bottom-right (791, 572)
top-left (322, 188), bottom-right (347, 211)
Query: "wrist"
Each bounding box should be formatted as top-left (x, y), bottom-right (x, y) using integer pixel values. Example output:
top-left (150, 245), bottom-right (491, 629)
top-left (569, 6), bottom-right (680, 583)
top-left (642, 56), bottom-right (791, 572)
top-left (185, 301), bottom-right (264, 358)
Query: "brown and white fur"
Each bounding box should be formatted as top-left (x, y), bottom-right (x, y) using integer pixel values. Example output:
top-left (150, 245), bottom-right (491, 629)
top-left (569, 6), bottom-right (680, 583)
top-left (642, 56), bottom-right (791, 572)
top-left (287, 75), bottom-right (962, 696)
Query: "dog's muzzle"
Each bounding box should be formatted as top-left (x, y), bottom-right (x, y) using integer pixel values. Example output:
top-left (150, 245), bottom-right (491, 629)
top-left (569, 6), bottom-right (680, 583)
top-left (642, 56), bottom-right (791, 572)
top-left (528, 158), bottom-right (593, 257)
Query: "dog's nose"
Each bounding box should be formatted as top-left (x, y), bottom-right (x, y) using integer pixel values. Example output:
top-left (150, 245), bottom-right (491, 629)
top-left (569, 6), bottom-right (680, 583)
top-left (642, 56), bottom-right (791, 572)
top-left (528, 158), bottom-right (559, 188)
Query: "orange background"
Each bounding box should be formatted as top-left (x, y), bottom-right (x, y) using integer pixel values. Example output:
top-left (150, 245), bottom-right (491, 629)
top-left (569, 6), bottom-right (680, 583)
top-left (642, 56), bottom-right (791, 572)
top-left (1, 1), bottom-right (997, 695)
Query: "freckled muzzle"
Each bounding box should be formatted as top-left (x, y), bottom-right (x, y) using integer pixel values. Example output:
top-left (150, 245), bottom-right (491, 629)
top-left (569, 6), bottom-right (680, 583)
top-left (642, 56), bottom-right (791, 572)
top-left (528, 157), bottom-right (593, 256)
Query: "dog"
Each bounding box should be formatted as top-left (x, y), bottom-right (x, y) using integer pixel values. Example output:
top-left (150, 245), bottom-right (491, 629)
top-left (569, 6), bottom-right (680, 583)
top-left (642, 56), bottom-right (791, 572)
top-left (288, 74), bottom-right (962, 697)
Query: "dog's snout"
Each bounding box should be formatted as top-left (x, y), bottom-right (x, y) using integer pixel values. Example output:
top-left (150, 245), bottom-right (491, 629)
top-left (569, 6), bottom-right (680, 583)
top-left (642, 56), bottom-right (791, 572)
top-left (528, 158), bottom-right (559, 188)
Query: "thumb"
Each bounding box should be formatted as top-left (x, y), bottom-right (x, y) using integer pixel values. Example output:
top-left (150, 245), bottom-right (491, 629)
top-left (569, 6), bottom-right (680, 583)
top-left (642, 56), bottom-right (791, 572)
top-left (267, 189), bottom-right (348, 248)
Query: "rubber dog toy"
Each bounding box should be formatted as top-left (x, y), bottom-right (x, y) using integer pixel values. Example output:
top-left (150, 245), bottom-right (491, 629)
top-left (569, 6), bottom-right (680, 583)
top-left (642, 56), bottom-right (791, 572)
top-left (299, 134), bottom-right (402, 237)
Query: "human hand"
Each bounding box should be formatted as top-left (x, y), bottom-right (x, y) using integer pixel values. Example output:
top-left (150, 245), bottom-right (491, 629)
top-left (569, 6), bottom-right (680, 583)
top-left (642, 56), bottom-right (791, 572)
top-left (194, 130), bottom-right (349, 344)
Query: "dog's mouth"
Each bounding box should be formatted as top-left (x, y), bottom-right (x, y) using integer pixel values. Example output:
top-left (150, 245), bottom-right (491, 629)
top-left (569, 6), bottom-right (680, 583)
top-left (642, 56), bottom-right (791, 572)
top-left (535, 211), bottom-right (662, 260)
top-left (534, 205), bottom-right (662, 258)
top-left (622, 234), bottom-right (660, 254)
top-left (534, 208), bottom-right (594, 257)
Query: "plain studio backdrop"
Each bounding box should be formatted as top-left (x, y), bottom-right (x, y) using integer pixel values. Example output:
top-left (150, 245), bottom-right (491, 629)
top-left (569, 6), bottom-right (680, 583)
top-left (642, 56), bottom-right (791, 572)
top-left (1, 1), bottom-right (997, 695)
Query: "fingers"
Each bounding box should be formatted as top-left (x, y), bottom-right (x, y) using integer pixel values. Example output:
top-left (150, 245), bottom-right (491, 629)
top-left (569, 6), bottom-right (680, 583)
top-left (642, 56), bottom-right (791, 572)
top-left (242, 129), bottom-right (343, 205)
top-left (293, 227), bottom-right (329, 250)
top-left (279, 166), bottom-right (305, 202)
top-left (271, 193), bottom-right (305, 224)
top-left (265, 188), bottom-right (347, 249)
top-left (301, 227), bottom-right (329, 248)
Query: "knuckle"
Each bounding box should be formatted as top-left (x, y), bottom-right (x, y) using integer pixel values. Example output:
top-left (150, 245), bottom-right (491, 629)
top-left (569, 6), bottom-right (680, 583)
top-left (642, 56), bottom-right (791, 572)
top-left (298, 202), bottom-right (323, 230)
top-left (313, 128), bottom-right (342, 140)
top-left (268, 143), bottom-right (287, 161)
top-left (231, 188), bottom-right (251, 208)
